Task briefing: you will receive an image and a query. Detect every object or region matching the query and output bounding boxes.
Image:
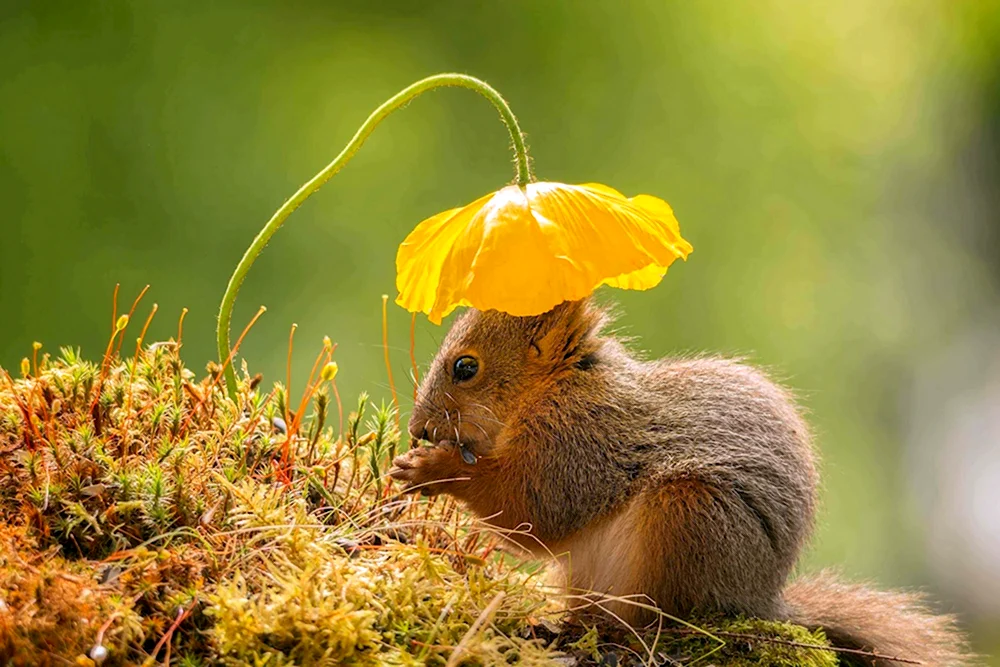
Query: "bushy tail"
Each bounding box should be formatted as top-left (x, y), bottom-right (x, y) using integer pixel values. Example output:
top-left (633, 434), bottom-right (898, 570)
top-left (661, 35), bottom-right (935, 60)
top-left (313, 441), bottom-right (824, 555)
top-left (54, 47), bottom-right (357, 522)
top-left (783, 571), bottom-right (975, 666)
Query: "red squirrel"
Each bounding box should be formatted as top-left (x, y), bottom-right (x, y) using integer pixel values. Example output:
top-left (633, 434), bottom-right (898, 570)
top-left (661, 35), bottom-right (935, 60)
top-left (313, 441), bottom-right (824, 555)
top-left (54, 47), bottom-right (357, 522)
top-left (389, 299), bottom-right (972, 666)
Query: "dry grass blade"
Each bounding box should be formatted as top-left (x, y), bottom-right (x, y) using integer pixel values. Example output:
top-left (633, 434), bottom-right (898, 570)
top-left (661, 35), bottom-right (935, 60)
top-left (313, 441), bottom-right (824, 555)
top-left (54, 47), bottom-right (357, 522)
top-left (446, 591), bottom-right (507, 667)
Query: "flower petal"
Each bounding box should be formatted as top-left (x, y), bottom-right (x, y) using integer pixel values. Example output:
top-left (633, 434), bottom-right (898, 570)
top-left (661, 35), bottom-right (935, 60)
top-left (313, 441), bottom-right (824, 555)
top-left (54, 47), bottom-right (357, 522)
top-left (394, 181), bottom-right (693, 322)
top-left (458, 188), bottom-right (592, 316)
top-left (577, 182), bottom-right (627, 198)
top-left (629, 194), bottom-right (692, 256)
top-left (527, 183), bottom-right (688, 284)
top-left (395, 193), bottom-right (492, 321)
top-left (603, 263), bottom-right (668, 290)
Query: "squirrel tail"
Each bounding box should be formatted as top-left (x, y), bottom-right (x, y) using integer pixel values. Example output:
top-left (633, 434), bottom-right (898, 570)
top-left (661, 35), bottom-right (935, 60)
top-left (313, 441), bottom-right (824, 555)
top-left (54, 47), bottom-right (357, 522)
top-left (782, 570), bottom-right (975, 666)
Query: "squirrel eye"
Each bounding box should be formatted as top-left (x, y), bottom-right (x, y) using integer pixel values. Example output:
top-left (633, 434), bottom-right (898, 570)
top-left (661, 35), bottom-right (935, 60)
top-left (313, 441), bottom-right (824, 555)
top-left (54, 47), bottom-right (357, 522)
top-left (452, 356), bottom-right (479, 383)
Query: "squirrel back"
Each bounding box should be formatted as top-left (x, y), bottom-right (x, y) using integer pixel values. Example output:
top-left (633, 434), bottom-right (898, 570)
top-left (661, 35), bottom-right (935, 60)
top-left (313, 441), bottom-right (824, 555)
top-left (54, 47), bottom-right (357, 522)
top-left (391, 298), bottom-right (973, 665)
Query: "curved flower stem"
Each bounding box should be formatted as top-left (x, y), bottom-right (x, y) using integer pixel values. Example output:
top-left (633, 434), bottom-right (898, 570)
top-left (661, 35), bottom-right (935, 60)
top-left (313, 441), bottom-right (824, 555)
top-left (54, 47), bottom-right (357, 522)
top-left (217, 73), bottom-right (533, 399)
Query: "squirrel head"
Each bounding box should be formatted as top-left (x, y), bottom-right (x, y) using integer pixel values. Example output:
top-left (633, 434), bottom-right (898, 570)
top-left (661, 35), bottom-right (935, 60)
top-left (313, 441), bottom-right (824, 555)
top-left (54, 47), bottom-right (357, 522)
top-left (409, 298), bottom-right (609, 454)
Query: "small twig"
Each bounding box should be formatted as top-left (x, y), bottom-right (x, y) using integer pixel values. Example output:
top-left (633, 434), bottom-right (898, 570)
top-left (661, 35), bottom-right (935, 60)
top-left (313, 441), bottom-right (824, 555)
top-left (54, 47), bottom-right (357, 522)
top-left (445, 591), bottom-right (506, 667)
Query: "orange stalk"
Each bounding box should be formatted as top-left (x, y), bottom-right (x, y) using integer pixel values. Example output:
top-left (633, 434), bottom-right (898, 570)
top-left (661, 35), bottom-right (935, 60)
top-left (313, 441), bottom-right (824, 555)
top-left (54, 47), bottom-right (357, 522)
top-left (332, 376), bottom-right (344, 440)
top-left (136, 304), bottom-right (158, 351)
top-left (410, 312), bottom-right (419, 401)
top-left (2, 369), bottom-right (42, 447)
top-left (89, 284), bottom-right (122, 422)
top-left (114, 284), bottom-right (149, 356)
top-left (382, 295), bottom-right (399, 429)
top-left (122, 303), bottom-right (159, 448)
top-left (292, 339), bottom-right (333, 431)
top-left (181, 306), bottom-right (266, 436)
top-left (284, 342), bottom-right (338, 479)
top-left (31, 341), bottom-right (41, 376)
top-left (176, 307), bottom-right (189, 348)
top-left (222, 306), bottom-right (267, 378)
top-left (207, 305), bottom-right (267, 403)
top-left (110, 283), bottom-right (120, 328)
top-left (284, 324), bottom-right (297, 430)
top-left (277, 323), bottom-right (302, 483)
top-left (149, 604), bottom-right (194, 666)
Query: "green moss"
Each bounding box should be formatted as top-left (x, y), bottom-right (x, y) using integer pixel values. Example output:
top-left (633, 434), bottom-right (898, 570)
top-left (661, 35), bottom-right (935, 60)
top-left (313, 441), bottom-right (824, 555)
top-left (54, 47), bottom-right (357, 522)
top-left (652, 617), bottom-right (839, 667)
top-left (0, 338), bottom-right (842, 666)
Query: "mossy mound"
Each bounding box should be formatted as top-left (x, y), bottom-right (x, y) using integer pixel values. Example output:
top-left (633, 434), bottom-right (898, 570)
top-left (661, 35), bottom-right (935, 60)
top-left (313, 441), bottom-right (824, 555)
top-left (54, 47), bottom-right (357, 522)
top-left (0, 336), bottom-right (839, 666)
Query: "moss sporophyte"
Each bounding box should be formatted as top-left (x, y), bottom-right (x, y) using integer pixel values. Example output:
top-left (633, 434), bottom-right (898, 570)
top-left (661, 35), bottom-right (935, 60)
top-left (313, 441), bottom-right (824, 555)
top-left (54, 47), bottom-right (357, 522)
top-left (216, 73), bottom-right (692, 399)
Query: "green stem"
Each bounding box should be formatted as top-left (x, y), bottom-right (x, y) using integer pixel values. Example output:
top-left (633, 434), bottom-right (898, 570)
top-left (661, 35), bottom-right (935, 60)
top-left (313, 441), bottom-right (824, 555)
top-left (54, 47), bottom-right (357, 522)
top-left (217, 73), bottom-right (532, 400)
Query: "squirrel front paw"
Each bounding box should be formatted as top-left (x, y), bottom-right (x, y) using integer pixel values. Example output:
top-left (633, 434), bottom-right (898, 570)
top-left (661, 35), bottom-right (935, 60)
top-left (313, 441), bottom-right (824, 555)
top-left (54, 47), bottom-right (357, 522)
top-left (388, 442), bottom-right (467, 495)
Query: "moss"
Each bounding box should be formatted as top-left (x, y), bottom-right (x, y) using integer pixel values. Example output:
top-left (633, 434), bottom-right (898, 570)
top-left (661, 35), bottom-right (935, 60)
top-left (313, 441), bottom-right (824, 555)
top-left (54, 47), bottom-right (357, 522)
top-left (651, 617), bottom-right (839, 667)
top-left (0, 337), bottom-right (843, 666)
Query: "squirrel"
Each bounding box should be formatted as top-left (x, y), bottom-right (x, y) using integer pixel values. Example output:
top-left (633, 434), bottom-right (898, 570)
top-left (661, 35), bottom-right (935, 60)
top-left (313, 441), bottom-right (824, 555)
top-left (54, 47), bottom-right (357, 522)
top-left (389, 298), bottom-right (972, 666)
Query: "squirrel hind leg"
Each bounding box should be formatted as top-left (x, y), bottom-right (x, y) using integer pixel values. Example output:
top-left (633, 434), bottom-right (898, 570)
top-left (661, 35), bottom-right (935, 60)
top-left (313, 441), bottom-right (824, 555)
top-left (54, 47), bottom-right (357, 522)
top-left (629, 477), bottom-right (790, 621)
top-left (549, 500), bottom-right (656, 627)
top-left (554, 477), bottom-right (789, 628)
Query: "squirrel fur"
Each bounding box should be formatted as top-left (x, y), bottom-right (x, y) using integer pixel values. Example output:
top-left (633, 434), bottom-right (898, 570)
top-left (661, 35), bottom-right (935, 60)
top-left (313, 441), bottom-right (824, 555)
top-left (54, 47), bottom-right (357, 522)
top-left (389, 298), bottom-right (972, 666)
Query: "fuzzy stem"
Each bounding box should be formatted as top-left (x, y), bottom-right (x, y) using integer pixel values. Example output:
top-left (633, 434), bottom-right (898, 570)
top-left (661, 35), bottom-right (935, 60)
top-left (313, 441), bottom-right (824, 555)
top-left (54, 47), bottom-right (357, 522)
top-left (217, 73), bottom-right (532, 399)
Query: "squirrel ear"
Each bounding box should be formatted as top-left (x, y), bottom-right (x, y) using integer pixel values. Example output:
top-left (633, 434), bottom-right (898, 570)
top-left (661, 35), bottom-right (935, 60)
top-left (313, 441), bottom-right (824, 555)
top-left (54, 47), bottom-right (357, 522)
top-left (528, 299), bottom-right (602, 369)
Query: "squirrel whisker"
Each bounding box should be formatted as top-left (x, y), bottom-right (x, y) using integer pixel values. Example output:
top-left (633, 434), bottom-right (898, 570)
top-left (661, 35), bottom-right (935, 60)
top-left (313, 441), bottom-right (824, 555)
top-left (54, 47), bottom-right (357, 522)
top-left (466, 401), bottom-right (501, 422)
top-left (462, 413), bottom-right (508, 429)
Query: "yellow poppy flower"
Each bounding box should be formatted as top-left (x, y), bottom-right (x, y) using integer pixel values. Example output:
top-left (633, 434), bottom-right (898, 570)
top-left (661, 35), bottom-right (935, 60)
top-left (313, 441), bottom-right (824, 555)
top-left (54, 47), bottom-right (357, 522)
top-left (395, 182), bottom-right (693, 324)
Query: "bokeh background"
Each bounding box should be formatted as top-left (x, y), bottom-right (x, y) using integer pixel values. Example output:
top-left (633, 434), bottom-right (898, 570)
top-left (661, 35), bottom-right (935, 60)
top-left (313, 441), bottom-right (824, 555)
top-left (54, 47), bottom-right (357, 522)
top-left (2, 1), bottom-right (999, 660)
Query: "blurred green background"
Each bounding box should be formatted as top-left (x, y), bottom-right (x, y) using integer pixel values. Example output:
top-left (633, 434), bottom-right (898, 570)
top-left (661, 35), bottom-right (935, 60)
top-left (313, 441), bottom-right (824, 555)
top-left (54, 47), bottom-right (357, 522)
top-left (2, 1), bottom-right (999, 660)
